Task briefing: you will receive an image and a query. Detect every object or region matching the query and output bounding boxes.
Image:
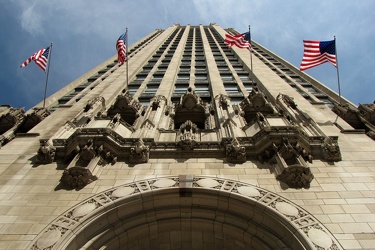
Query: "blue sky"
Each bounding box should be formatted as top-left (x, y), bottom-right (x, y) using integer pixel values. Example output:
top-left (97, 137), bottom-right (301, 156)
top-left (1, 0), bottom-right (374, 110)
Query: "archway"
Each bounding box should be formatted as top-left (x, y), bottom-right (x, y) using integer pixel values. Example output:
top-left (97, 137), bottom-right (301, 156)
top-left (31, 176), bottom-right (343, 249)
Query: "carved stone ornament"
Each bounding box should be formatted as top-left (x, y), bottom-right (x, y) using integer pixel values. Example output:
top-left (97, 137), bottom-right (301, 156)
top-left (84, 96), bottom-right (105, 112)
top-left (225, 138), bottom-right (246, 163)
top-left (151, 95), bottom-right (167, 111)
top-left (37, 139), bottom-right (56, 164)
top-left (260, 139), bottom-right (314, 188)
top-left (239, 87), bottom-right (274, 123)
top-left (60, 167), bottom-right (98, 189)
top-left (0, 106), bottom-right (25, 133)
top-left (107, 90), bottom-right (143, 125)
top-left (359, 102), bottom-right (375, 125)
top-left (108, 113), bottom-right (121, 129)
top-left (322, 138), bottom-right (342, 162)
top-left (173, 88), bottom-right (209, 129)
top-left (79, 140), bottom-right (96, 162)
top-left (332, 102), bottom-right (375, 140)
top-left (218, 94), bottom-right (229, 110)
top-left (279, 93), bottom-right (297, 110)
top-left (232, 104), bottom-right (244, 116)
top-left (129, 138), bottom-right (149, 163)
top-left (20, 107), bottom-right (50, 132)
top-left (276, 164), bottom-right (314, 188)
top-left (96, 145), bottom-right (118, 165)
top-left (178, 120), bottom-right (198, 150)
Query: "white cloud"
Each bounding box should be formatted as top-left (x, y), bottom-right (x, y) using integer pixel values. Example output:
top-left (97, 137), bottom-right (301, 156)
top-left (20, 3), bottom-right (44, 35)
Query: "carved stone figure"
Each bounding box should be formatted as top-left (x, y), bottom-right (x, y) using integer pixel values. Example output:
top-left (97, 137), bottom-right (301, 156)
top-left (37, 139), bottom-right (56, 164)
top-left (280, 94), bottom-right (297, 110)
top-left (226, 138), bottom-right (246, 163)
top-left (178, 120), bottom-right (198, 150)
top-left (79, 140), bottom-right (96, 162)
top-left (129, 138), bottom-right (149, 163)
top-left (322, 138), bottom-right (342, 162)
top-left (60, 167), bottom-right (98, 189)
top-left (151, 95), bottom-right (167, 111)
top-left (239, 87), bottom-right (274, 123)
top-left (276, 164), bottom-right (314, 188)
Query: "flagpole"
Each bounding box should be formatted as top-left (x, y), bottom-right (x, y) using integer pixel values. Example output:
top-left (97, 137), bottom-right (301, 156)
top-left (43, 42), bottom-right (53, 109)
top-left (249, 25), bottom-right (253, 73)
top-left (334, 36), bottom-right (342, 105)
top-left (126, 28), bottom-right (129, 89)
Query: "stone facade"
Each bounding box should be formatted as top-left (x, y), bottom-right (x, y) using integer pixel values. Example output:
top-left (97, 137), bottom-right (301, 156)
top-left (0, 24), bottom-right (374, 249)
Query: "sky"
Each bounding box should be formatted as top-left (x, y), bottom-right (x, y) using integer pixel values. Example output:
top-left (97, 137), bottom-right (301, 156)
top-left (1, 0), bottom-right (374, 110)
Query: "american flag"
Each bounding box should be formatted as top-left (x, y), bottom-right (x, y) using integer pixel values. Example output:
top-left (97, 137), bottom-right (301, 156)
top-left (224, 32), bottom-right (251, 49)
top-left (116, 32), bottom-right (127, 65)
top-left (300, 40), bottom-right (337, 71)
top-left (20, 46), bottom-right (50, 71)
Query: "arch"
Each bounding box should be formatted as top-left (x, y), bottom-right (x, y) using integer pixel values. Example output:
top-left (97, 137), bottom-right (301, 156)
top-left (30, 176), bottom-right (343, 250)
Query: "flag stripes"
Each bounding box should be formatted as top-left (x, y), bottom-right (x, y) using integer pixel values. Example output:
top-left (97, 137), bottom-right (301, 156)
top-left (116, 32), bottom-right (127, 65)
top-left (20, 46), bottom-right (50, 71)
top-left (224, 32), bottom-right (251, 49)
top-left (300, 40), bottom-right (336, 71)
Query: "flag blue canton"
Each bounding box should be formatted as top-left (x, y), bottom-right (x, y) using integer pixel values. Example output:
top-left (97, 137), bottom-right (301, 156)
top-left (242, 32), bottom-right (250, 42)
top-left (119, 32), bottom-right (126, 42)
top-left (320, 40), bottom-right (336, 55)
top-left (42, 47), bottom-right (50, 58)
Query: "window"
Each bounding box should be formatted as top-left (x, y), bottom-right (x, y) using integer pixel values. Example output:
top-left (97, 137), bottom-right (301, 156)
top-left (174, 86), bottom-right (187, 95)
top-left (152, 74), bottom-right (164, 81)
top-left (221, 74), bottom-right (234, 81)
top-left (195, 66), bottom-right (206, 71)
top-left (218, 66), bottom-right (229, 71)
top-left (177, 74), bottom-right (190, 81)
top-left (216, 59), bottom-right (226, 65)
top-left (238, 74), bottom-right (250, 81)
top-left (317, 96), bottom-right (334, 107)
top-left (233, 65), bottom-right (243, 72)
top-left (144, 86), bottom-right (158, 94)
top-left (225, 86), bottom-right (239, 93)
top-left (135, 75), bottom-right (147, 81)
top-left (180, 66), bottom-right (190, 72)
top-left (305, 86), bottom-right (318, 94)
top-left (128, 86), bottom-right (139, 95)
top-left (175, 82), bottom-right (189, 88)
top-left (195, 74), bottom-right (207, 80)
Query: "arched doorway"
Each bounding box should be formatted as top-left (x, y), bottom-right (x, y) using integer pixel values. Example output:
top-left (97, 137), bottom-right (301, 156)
top-left (31, 176), bottom-right (343, 249)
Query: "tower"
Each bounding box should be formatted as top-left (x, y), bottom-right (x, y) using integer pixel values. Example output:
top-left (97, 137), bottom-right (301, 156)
top-left (1, 23), bottom-right (375, 249)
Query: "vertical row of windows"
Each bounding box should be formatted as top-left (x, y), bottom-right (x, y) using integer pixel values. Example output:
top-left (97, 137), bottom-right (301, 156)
top-left (251, 43), bottom-right (334, 108)
top-left (213, 28), bottom-right (256, 103)
top-left (172, 28), bottom-right (194, 102)
top-left (206, 27), bottom-right (250, 104)
top-left (170, 27), bottom-right (211, 104)
top-left (193, 27), bottom-right (210, 103)
top-left (128, 28), bottom-right (183, 105)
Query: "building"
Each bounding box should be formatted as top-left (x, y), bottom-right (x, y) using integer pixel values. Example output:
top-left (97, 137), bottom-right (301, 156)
top-left (1, 23), bottom-right (375, 249)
